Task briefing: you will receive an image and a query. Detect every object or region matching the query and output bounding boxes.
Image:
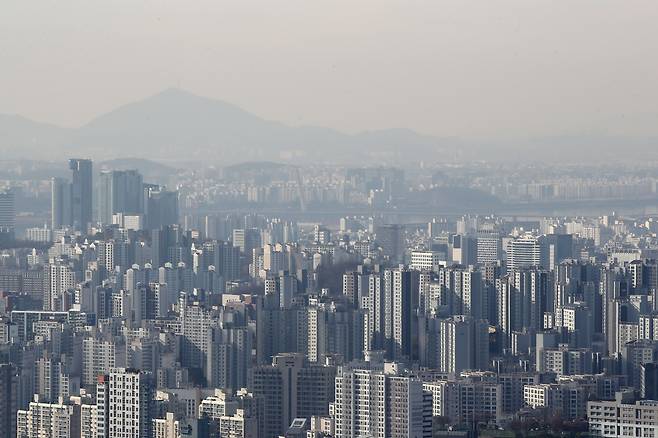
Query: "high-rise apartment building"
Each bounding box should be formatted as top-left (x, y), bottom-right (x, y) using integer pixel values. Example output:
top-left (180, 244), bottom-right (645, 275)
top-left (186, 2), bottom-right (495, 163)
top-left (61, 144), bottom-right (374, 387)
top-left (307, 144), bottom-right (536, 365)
top-left (435, 266), bottom-right (487, 319)
top-left (198, 389), bottom-right (262, 438)
top-left (81, 337), bottom-right (119, 388)
top-left (152, 412), bottom-right (180, 438)
top-left (333, 366), bottom-right (432, 438)
top-left (103, 368), bottom-right (155, 438)
top-left (214, 241), bottom-right (241, 283)
top-left (410, 251), bottom-right (445, 271)
top-left (16, 396), bottom-right (76, 438)
top-left (424, 375), bottom-right (502, 426)
top-left (0, 190), bottom-right (16, 236)
top-left (356, 268), bottom-right (387, 352)
top-left (438, 315), bottom-right (490, 374)
top-left (232, 228), bottom-right (261, 256)
top-left (476, 228), bottom-right (502, 265)
top-left (506, 234), bottom-right (542, 270)
top-left (588, 392), bottom-right (658, 437)
top-left (44, 262), bottom-right (77, 312)
top-left (250, 353), bottom-right (336, 438)
top-left (452, 234), bottom-right (478, 266)
top-left (383, 268), bottom-right (421, 360)
top-left (524, 382), bottom-right (588, 420)
top-left (96, 374), bottom-right (109, 438)
top-left (313, 225), bottom-right (331, 244)
top-left (621, 339), bottom-right (658, 389)
top-left (497, 269), bottom-right (549, 348)
top-left (180, 303), bottom-right (219, 371)
top-left (375, 224), bottom-right (404, 263)
top-left (34, 354), bottom-right (72, 403)
top-left (206, 325), bottom-right (252, 390)
top-left (541, 233), bottom-right (573, 270)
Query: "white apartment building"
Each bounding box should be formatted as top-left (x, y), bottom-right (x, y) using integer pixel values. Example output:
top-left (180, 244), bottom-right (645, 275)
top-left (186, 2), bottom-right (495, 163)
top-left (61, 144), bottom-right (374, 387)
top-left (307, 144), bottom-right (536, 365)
top-left (423, 379), bottom-right (502, 426)
top-left (588, 392), bottom-right (658, 437)
top-left (16, 396), bottom-right (74, 438)
top-left (524, 382), bottom-right (588, 420)
top-left (333, 367), bottom-right (432, 438)
top-left (106, 368), bottom-right (154, 438)
top-left (410, 251), bottom-right (445, 271)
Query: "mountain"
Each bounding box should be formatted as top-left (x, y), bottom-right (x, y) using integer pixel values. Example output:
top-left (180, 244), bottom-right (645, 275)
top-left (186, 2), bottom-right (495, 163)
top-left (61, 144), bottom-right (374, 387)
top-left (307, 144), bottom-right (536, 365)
top-left (71, 88), bottom-right (290, 161)
top-left (0, 88), bottom-right (453, 163)
top-left (0, 114), bottom-right (71, 159)
top-left (3, 88), bottom-right (656, 164)
top-left (70, 88), bottom-right (455, 162)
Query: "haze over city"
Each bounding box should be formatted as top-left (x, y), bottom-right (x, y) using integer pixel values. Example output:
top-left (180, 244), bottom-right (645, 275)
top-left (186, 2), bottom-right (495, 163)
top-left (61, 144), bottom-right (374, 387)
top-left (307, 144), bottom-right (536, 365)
top-left (2, 2), bottom-right (658, 438)
top-left (2, 1), bottom-right (658, 163)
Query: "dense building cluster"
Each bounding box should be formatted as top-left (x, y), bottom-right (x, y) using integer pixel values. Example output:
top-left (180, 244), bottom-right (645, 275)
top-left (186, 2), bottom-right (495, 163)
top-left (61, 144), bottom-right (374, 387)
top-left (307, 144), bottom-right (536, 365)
top-left (2, 159), bottom-right (658, 437)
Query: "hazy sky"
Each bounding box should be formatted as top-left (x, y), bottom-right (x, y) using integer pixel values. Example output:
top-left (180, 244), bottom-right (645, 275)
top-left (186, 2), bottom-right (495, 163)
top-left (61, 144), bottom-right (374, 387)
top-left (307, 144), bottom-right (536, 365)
top-left (2, 0), bottom-right (658, 139)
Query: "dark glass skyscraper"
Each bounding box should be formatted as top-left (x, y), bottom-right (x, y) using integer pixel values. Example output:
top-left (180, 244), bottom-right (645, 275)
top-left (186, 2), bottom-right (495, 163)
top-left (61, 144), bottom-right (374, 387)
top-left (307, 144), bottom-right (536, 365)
top-left (50, 177), bottom-right (71, 229)
top-left (0, 363), bottom-right (18, 438)
top-left (97, 169), bottom-right (144, 224)
top-left (69, 158), bottom-right (92, 230)
top-left (144, 185), bottom-right (179, 230)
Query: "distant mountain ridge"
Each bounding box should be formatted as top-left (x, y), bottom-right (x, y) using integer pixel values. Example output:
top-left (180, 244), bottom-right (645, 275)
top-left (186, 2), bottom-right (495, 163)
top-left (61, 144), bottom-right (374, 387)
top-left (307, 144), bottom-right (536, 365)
top-left (1, 88), bottom-right (657, 163)
top-left (0, 88), bottom-right (452, 164)
top-left (0, 114), bottom-right (71, 158)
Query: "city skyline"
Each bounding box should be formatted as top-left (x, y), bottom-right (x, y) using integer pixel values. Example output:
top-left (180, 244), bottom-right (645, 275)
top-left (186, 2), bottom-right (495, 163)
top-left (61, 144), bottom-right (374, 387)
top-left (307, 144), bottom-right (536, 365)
top-left (3, 2), bottom-right (658, 437)
top-left (0, 157), bottom-right (658, 437)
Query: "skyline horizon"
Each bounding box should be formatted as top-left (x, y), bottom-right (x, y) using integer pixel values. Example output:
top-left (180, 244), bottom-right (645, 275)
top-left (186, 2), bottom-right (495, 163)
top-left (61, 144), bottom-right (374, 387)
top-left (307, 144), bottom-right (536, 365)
top-left (3, 86), bottom-right (658, 151)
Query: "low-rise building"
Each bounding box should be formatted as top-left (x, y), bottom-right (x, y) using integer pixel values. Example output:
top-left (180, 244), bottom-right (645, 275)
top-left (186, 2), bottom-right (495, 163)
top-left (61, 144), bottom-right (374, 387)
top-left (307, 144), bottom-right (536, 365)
top-left (588, 391), bottom-right (658, 437)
